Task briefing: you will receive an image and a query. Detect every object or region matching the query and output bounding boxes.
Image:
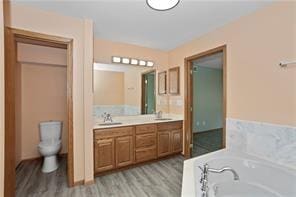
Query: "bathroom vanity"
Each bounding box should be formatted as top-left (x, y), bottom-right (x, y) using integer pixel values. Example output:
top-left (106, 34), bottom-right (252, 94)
top-left (93, 115), bottom-right (183, 175)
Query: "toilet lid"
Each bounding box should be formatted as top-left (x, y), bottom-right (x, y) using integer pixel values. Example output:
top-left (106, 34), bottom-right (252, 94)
top-left (38, 139), bottom-right (61, 147)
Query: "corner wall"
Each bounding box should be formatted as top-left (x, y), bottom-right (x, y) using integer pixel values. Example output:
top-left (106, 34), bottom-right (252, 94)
top-left (168, 2), bottom-right (296, 126)
top-left (5, 2), bottom-right (93, 182)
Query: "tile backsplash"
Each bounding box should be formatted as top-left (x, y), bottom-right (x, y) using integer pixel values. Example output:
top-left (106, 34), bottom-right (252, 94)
top-left (227, 118), bottom-right (296, 169)
top-left (93, 105), bottom-right (140, 117)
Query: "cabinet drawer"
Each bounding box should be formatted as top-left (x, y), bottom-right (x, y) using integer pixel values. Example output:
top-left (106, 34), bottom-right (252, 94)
top-left (136, 124), bottom-right (156, 134)
top-left (157, 121), bottom-right (182, 131)
top-left (94, 127), bottom-right (134, 139)
top-left (135, 133), bottom-right (156, 149)
top-left (135, 146), bottom-right (156, 163)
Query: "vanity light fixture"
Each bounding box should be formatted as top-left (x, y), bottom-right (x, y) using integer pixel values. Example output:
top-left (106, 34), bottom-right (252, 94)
top-left (147, 0), bottom-right (180, 11)
top-left (112, 56), bottom-right (154, 67)
top-left (131, 59), bottom-right (139, 65)
top-left (139, 60), bottom-right (147, 66)
top-left (147, 61), bottom-right (154, 67)
top-left (122, 57), bottom-right (130, 64)
top-left (112, 56), bottom-right (121, 63)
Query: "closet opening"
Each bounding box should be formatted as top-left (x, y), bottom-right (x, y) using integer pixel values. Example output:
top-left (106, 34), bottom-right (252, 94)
top-left (4, 28), bottom-right (74, 197)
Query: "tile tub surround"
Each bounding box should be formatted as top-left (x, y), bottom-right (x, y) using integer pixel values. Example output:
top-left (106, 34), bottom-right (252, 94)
top-left (94, 114), bottom-right (184, 129)
top-left (227, 118), bottom-right (296, 169)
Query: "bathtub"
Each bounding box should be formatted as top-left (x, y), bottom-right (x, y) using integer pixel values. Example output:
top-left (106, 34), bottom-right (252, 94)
top-left (182, 149), bottom-right (296, 197)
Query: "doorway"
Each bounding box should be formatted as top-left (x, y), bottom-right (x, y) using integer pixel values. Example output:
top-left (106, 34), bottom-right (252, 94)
top-left (4, 28), bottom-right (74, 197)
top-left (184, 46), bottom-right (226, 159)
top-left (141, 70), bottom-right (156, 114)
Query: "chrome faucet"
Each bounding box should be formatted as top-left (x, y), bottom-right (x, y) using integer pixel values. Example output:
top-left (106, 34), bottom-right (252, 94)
top-left (102, 112), bottom-right (113, 122)
top-left (155, 110), bottom-right (163, 119)
top-left (199, 164), bottom-right (239, 197)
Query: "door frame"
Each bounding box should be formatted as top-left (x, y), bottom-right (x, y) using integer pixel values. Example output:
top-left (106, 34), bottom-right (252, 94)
top-left (4, 27), bottom-right (74, 197)
top-left (184, 45), bottom-right (227, 159)
top-left (141, 69), bottom-right (156, 114)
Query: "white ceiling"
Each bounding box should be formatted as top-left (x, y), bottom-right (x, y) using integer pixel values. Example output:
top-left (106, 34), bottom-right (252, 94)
top-left (13, 0), bottom-right (272, 50)
top-left (193, 52), bottom-right (223, 69)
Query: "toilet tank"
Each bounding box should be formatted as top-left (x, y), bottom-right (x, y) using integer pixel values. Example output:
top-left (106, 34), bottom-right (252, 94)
top-left (39, 121), bottom-right (62, 141)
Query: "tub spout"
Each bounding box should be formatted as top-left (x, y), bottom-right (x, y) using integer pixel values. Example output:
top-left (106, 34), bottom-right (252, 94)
top-left (208, 167), bottom-right (240, 180)
top-left (199, 164), bottom-right (240, 197)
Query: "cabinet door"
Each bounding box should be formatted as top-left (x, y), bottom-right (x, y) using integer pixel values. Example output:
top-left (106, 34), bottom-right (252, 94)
top-left (94, 138), bottom-right (115, 173)
top-left (157, 131), bottom-right (171, 157)
top-left (115, 136), bottom-right (134, 167)
top-left (171, 129), bottom-right (182, 153)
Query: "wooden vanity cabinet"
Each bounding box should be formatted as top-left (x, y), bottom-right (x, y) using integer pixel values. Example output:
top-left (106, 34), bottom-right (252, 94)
top-left (94, 121), bottom-right (183, 175)
top-left (115, 136), bottom-right (134, 167)
top-left (135, 124), bottom-right (157, 163)
top-left (157, 121), bottom-right (183, 157)
top-left (157, 131), bottom-right (171, 157)
top-left (94, 138), bottom-right (115, 172)
top-left (94, 126), bottom-right (134, 173)
top-left (171, 129), bottom-right (183, 153)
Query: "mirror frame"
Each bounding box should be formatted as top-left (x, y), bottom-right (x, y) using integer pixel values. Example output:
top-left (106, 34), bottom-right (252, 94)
top-left (158, 71), bottom-right (167, 95)
top-left (168, 66), bottom-right (180, 95)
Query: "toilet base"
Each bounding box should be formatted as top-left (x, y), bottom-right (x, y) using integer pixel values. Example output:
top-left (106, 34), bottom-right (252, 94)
top-left (42, 155), bottom-right (59, 173)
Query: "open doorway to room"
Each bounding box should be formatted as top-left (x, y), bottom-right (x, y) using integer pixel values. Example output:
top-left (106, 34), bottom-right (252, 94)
top-left (141, 70), bottom-right (156, 114)
top-left (4, 28), bottom-right (74, 197)
top-left (184, 46), bottom-right (226, 158)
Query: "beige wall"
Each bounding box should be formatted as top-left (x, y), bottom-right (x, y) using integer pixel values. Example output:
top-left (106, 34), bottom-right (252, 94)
top-left (93, 70), bottom-right (124, 105)
top-left (94, 38), bottom-right (169, 112)
top-left (16, 43), bottom-right (68, 166)
top-left (20, 64), bottom-right (68, 159)
top-left (15, 62), bottom-right (21, 167)
top-left (124, 67), bottom-right (151, 108)
top-left (17, 43), bottom-right (67, 66)
top-left (5, 2), bottom-right (93, 182)
top-left (168, 2), bottom-right (296, 126)
top-left (0, 1), bottom-right (4, 196)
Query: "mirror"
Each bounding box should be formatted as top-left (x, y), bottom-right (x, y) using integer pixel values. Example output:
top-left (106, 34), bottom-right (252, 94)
top-left (93, 63), bottom-right (156, 117)
top-left (168, 67), bottom-right (180, 95)
top-left (158, 71), bottom-right (167, 95)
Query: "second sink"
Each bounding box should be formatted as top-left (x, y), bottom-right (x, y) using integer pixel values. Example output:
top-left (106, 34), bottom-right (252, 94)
top-left (98, 122), bottom-right (122, 126)
top-left (154, 118), bottom-right (173, 121)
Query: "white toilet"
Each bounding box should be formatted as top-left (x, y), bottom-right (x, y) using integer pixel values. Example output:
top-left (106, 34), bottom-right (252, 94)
top-left (38, 121), bottom-right (62, 173)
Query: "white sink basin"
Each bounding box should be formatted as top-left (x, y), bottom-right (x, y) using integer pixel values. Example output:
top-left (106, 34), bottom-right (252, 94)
top-left (154, 118), bottom-right (173, 121)
top-left (98, 122), bottom-right (122, 126)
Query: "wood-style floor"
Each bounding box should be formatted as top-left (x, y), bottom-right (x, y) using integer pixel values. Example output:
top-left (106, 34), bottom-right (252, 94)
top-left (16, 155), bottom-right (184, 197)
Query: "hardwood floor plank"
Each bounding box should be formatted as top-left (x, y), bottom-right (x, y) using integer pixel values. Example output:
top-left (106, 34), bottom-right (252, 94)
top-left (16, 155), bottom-right (184, 197)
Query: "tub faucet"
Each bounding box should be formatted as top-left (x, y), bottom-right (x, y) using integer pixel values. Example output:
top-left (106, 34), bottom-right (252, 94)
top-left (199, 163), bottom-right (239, 197)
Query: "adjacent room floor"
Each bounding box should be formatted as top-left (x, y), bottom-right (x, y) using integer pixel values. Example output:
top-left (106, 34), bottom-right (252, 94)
top-left (192, 128), bottom-right (223, 157)
top-left (16, 155), bottom-right (184, 197)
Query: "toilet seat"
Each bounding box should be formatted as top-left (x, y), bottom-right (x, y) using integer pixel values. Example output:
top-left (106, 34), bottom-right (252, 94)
top-left (38, 139), bottom-right (61, 148)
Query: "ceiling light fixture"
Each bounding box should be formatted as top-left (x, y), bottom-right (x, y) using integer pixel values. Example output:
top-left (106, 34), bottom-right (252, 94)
top-left (146, 0), bottom-right (180, 11)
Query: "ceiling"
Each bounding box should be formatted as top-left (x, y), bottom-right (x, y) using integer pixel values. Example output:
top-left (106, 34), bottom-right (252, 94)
top-left (193, 52), bottom-right (223, 69)
top-left (13, 0), bottom-right (272, 51)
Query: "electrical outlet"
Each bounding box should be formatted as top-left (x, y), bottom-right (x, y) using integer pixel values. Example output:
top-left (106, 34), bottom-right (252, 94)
top-left (202, 121), bottom-right (206, 126)
top-left (196, 121), bottom-right (200, 126)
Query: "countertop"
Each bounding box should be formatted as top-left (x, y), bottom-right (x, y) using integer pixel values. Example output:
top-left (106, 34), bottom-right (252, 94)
top-left (93, 114), bottom-right (183, 129)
